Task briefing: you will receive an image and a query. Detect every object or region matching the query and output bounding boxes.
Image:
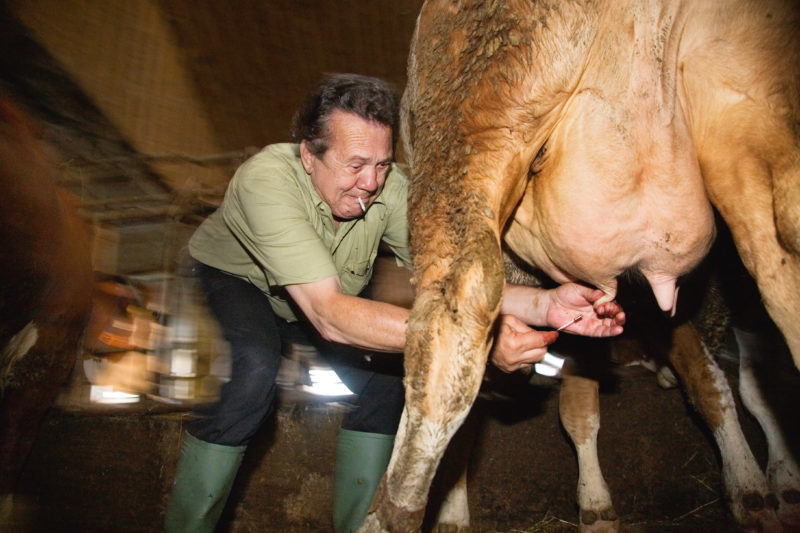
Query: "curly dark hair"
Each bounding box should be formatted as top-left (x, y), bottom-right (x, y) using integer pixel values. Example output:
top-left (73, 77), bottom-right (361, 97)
top-left (291, 73), bottom-right (399, 157)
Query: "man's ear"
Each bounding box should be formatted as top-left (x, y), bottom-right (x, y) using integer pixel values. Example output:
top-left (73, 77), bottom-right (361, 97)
top-left (299, 140), bottom-right (314, 174)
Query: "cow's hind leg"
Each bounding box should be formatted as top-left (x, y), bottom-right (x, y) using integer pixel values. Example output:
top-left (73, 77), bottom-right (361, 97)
top-left (668, 324), bottom-right (782, 532)
top-left (705, 147), bottom-right (800, 374)
top-left (691, 69), bottom-right (800, 372)
top-left (362, 224), bottom-right (505, 533)
top-left (735, 328), bottom-right (800, 529)
top-left (366, 1), bottom-right (556, 525)
top-left (560, 375), bottom-right (619, 533)
top-left (684, 2), bottom-right (800, 372)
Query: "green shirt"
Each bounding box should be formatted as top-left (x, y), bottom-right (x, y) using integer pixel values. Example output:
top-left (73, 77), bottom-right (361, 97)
top-left (189, 143), bottom-right (411, 322)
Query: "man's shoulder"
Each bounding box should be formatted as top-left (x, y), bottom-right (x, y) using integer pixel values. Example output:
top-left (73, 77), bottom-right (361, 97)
top-left (383, 163), bottom-right (409, 197)
top-left (245, 143), bottom-right (302, 169)
top-left (389, 161), bottom-right (409, 181)
top-left (232, 143), bottom-right (304, 188)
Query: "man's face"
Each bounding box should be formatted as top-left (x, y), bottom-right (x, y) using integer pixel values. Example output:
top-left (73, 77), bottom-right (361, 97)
top-left (300, 110), bottom-right (393, 221)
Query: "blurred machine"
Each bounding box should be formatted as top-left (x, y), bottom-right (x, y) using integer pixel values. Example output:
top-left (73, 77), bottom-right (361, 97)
top-left (81, 268), bottom-right (354, 407)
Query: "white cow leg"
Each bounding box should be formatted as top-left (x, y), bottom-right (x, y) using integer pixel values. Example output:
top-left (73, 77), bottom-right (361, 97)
top-left (431, 466), bottom-right (469, 533)
top-left (735, 328), bottom-right (800, 528)
top-left (668, 324), bottom-right (781, 532)
top-left (360, 405), bottom-right (474, 533)
top-left (560, 375), bottom-right (618, 533)
top-left (429, 410), bottom-right (481, 533)
top-left (361, 235), bottom-right (503, 533)
top-left (360, 294), bottom-right (490, 532)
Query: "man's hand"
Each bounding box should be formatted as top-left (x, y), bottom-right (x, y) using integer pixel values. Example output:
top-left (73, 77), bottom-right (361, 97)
top-left (491, 314), bottom-right (558, 373)
top-left (546, 283), bottom-right (625, 337)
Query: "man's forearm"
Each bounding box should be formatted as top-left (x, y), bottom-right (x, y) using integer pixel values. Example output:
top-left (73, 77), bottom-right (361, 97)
top-left (315, 293), bottom-right (409, 352)
top-left (500, 283), bottom-right (551, 326)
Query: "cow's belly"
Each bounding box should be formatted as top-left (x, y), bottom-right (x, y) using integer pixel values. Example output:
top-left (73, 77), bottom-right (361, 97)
top-left (504, 88), bottom-right (716, 312)
top-left (505, 182), bottom-right (715, 313)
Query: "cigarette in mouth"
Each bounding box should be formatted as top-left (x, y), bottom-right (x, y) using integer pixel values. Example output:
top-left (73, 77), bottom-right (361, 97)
top-left (556, 314), bottom-right (583, 332)
top-left (358, 197), bottom-right (366, 213)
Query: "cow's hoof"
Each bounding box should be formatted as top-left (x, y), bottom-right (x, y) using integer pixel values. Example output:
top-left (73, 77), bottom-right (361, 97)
top-left (732, 491), bottom-right (783, 533)
top-left (777, 488), bottom-right (800, 529)
top-left (579, 507), bottom-right (619, 533)
top-left (656, 365), bottom-right (678, 389)
top-left (768, 462), bottom-right (800, 528)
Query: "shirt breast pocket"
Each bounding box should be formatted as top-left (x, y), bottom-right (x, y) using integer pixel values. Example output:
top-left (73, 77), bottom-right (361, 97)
top-left (340, 259), bottom-right (374, 295)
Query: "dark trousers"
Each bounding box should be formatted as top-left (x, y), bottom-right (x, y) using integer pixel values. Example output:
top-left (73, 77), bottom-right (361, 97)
top-left (186, 262), bottom-right (405, 446)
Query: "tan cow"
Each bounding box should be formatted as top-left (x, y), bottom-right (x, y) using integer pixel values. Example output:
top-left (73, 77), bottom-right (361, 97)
top-left (361, 0), bottom-right (800, 531)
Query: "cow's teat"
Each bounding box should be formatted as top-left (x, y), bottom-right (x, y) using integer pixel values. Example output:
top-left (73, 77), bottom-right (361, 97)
top-left (645, 273), bottom-right (679, 317)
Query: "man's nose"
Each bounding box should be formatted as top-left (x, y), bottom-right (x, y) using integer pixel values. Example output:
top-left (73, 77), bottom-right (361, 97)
top-left (357, 167), bottom-right (378, 191)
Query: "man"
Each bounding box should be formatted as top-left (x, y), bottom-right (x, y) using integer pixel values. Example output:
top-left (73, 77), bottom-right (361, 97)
top-left (164, 73), bottom-right (625, 533)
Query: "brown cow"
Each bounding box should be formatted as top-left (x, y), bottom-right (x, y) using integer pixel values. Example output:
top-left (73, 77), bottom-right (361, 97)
top-left (0, 91), bottom-right (93, 525)
top-left (361, 0), bottom-right (800, 531)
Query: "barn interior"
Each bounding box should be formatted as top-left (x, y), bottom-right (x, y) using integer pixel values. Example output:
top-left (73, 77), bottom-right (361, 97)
top-left (2, 2), bottom-right (799, 532)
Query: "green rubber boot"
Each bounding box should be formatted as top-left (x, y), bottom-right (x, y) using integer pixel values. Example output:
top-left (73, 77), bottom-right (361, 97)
top-left (333, 428), bottom-right (395, 533)
top-left (164, 431), bottom-right (246, 533)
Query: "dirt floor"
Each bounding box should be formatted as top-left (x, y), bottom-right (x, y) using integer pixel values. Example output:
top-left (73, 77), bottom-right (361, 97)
top-left (9, 346), bottom-right (798, 533)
